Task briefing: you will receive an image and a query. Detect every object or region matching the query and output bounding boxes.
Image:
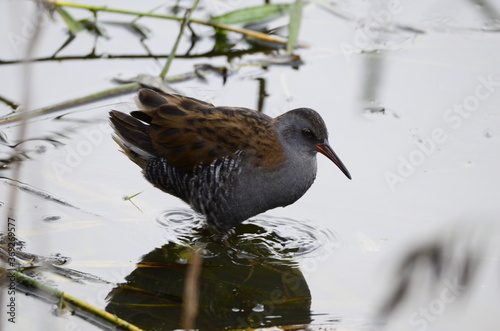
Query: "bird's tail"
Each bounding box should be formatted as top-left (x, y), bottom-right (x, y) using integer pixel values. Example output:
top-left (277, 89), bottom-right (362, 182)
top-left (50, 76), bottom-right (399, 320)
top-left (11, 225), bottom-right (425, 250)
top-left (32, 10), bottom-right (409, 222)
top-left (109, 110), bottom-right (155, 168)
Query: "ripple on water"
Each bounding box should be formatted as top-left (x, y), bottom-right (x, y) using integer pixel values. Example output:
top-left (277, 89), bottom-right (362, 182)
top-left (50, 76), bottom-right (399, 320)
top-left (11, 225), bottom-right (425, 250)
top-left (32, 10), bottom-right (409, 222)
top-left (155, 209), bottom-right (341, 261)
top-left (155, 209), bottom-right (205, 243)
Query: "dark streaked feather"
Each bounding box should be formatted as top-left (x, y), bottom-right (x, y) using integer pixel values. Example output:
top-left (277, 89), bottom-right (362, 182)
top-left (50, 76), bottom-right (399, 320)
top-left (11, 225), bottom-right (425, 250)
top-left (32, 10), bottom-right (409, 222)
top-left (144, 151), bottom-right (245, 232)
top-left (124, 89), bottom-right (284, 173)
top-left (109, 110), bottom-right (154, 167)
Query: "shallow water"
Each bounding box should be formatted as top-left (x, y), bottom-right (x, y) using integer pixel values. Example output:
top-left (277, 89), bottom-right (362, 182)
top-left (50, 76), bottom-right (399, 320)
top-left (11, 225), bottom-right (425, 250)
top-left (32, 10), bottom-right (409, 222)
top-left (157, 209), bottom-right (339, 259)
top-left (1, 1), bottom-right (500, 330)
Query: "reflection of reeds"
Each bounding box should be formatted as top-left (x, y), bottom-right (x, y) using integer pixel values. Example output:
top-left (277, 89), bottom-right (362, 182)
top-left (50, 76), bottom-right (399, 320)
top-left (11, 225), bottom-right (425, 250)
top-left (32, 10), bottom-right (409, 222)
top-left (1, 267), bottom-right (143, 331)
top-left (0, 1), bottom-right (306, 126)
top-left (0, 2), bottom-right (307, 329)
top-left (181, 249), bottom-right (202, 330)
top-left (1, 2), bottom-right (44, 322)
top-left (105, 237), bottom-right (312, 330)
top-left (378, 223), bottom-right (492, 326)
top-left (49, 1), bottom-right (299, 49)
top-left (159, 0), bottom-right (200, 80)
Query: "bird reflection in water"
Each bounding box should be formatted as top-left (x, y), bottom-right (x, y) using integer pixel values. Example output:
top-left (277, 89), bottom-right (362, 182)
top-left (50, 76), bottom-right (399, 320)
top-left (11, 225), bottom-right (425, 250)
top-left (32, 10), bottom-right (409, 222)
top-left (104, 210), bottom-right (338, 330)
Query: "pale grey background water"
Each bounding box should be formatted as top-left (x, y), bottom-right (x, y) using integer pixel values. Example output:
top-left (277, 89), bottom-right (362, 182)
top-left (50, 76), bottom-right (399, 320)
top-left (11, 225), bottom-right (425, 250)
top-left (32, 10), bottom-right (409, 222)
top-left (1, 1), bottom-right (500, 330)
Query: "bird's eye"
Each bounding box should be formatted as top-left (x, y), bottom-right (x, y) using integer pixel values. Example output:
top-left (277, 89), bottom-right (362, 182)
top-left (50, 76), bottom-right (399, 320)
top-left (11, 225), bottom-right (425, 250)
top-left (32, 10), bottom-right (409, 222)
top-left (302, 128), bottom-right (313, 138)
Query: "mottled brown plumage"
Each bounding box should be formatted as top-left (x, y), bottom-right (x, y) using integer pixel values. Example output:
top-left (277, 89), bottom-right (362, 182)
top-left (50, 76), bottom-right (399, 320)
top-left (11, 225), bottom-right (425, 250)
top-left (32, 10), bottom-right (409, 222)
top-left (130, 90), bottom-right (285, 173)
top-left (110, 89), bottom-right (351, 233)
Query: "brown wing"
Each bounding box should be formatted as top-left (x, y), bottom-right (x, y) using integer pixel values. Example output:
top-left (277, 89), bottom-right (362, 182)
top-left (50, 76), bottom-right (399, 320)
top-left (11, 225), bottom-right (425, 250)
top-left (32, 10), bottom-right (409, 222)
top-left (133, 89), bottom-right (284, 173)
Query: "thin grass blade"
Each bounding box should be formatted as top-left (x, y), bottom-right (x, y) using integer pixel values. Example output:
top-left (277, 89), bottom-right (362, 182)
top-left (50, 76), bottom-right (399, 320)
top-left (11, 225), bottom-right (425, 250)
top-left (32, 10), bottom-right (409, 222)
top-left (286, 0), bottom-right (304, 54)
top-left (211, 3), bottom-right (295, 25)
top-left (56, 6), bottom-right (83, 34)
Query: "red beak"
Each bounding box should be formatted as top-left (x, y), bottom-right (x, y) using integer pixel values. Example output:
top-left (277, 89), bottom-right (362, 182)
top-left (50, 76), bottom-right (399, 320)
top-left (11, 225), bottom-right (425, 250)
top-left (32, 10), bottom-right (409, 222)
top-left (317, 140), bottom-right (351, 180)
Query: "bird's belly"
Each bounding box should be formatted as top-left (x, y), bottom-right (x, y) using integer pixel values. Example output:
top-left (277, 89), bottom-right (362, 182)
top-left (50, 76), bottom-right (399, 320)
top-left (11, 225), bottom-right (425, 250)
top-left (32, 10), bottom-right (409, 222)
top-left (226, 164), bottom-right (317, 219)
top-left (145, 156), bottom-right (317, 232)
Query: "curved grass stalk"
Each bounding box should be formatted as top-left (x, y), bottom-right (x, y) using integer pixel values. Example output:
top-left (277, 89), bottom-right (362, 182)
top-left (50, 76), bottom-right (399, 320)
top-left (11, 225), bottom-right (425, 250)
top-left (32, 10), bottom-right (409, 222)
top-left (48, 1), bottom-right (296, 46)
top-left (0, 1), bottom-right (306, 127)
top-left (1, 268), bottom-right (143, 330)
top-left (0, 82), bottom-right (140, 127)
top-left (287, 0), bottom-right (305, 54)
top-left (159, 0), bottom-right (200, 79)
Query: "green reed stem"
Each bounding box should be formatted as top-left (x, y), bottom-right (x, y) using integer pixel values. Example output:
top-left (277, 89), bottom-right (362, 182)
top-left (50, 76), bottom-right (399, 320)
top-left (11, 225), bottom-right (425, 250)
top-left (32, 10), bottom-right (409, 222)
top-left (159, 0), bottom-right (200, 79)
top-left (49, 1), bottom-right (292, 46)
top-left (1, 268), bottom-right (143, 330)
